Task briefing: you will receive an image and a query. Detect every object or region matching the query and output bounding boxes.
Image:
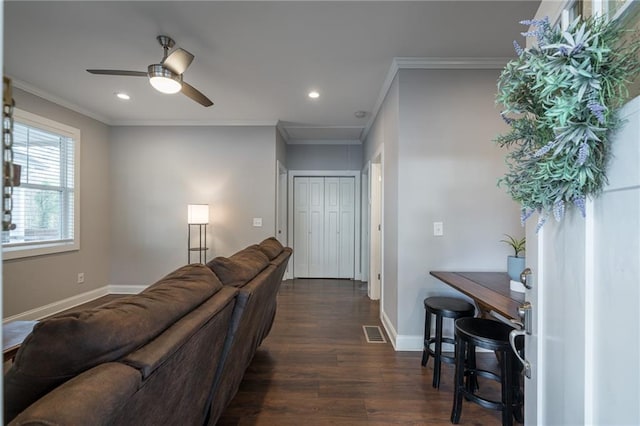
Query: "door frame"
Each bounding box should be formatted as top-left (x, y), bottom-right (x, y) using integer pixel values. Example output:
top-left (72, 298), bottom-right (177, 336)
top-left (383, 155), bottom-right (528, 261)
top-left (275, 161), bottom-right (290, 278)
top-left (288, 170), bottom-right (361, 280)
top-left (360, 164), bottom-right (370, 283)
top-left (368, 161), bottom-right (382, 300)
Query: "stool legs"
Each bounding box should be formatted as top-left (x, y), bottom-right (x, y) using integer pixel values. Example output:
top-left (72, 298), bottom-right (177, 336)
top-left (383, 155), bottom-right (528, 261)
top-left (432, 313), bottom-right (443, 388)
top-left (421, 307), bottom-right (432, 367)
top-left (512, 358), bottom-right (524, 423)
top-left (500, 349), bottom-right (514, 426)
top-left (451, 333), bottom-right (465, 424)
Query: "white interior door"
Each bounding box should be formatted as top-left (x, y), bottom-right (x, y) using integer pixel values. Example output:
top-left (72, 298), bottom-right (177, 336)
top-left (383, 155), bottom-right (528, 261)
top-left (276, 162), bottom-right (288, 246)
top-left (369, 162), bottom-right (382, 300)
top-left (361, 167), bottom-right (370, 282)
top-left (589, 96), bottom-right (640, 424)
top-left (293, 177), bottom-right (310, 277)
top-left (522, 96), bottom-right (640, 425)
top-left (324, 177), bottom-right (340, 277)
top-left (338, 177), bottom-right (355, 278)
top-left (293, 176), bottom-right (355, 278)
top-left (308, 177), bottom-right (324, 277)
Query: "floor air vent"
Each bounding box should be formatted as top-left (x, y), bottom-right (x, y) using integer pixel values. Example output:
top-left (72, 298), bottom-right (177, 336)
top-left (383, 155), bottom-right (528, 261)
top-left (362, 325), bottom-right (387, 343)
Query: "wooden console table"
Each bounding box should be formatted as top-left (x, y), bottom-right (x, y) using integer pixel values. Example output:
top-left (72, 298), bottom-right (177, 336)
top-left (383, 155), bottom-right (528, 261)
top-left (430, 271), bottom-right (524, 320)
top-left (3, 320), bottom-right (37, 362)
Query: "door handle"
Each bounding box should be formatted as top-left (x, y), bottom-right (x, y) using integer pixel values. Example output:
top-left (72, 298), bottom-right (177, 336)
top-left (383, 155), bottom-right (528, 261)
top-left (509, 329), bottom-right (531, 378)
top-left (510, 301), bottom-right (533, 379)
top-left (520, 267), bottom-right (532, 289)
top-left (518, 301), bottom-right (533, 334)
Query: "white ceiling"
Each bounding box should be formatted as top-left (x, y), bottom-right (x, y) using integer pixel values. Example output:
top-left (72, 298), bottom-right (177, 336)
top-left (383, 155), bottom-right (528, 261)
top-left (4, 1), bottom-right (540, 143)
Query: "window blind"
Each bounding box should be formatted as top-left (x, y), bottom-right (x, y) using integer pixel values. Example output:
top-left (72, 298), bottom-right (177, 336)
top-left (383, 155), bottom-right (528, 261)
top-left (3, 121), bottom-right (75, 246)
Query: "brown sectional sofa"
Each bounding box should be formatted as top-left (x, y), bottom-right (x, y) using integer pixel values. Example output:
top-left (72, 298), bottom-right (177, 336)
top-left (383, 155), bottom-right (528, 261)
top-left (4, 237), bottom-right (292, 425)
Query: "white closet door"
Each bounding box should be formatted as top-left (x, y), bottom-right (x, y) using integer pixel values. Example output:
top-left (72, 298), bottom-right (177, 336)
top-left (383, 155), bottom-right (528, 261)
top-left (308, 177), bottom-right (325, 277)
top-left (293, 175), bottom-right (355, 279)
top-left (293, 177), bottom-right (310, 277)
top-left (338, 177), bottom-right (355, 278)
top-left (324, 177), bottom-right (340, 277)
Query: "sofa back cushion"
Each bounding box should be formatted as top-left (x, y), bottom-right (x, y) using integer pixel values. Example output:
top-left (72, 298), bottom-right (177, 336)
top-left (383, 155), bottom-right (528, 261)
top-left (257, 237), bottom-right (284, 260)
top-left (4, 264), bottom-right (222, 423)
top-left (206, 245), bottom-right (269, 287)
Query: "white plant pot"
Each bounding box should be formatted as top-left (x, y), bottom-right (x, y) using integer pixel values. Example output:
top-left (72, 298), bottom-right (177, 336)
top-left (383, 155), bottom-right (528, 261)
top-left (510, 279), bottom-right (526, 293)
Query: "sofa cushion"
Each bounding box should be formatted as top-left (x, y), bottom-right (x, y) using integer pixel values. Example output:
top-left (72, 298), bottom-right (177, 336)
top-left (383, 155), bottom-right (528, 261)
top-left (206, 245), bottom-right (269, 287)
top-left (257, 237), bottom-right (284, 260)
top-left (4, 263), bottom-right (222, 423)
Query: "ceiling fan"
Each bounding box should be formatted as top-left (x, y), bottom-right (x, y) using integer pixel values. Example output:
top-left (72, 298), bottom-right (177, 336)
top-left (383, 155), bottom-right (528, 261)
top-left (87, 35), bottom-right (213, 107)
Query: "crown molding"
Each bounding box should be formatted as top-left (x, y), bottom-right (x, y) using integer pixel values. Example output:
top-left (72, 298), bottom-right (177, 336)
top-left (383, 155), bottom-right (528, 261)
top-left (277, 123), bottom-right (364, 145)
top-left (11, 77), bottom-right (278, 128)
top-left (287, 139), bottom-right (362, 146)
top-left (112, 119), bottom-right (279, 127)
top-left (393, 57), bottom-right (511, 70)
top-left (10, 77), bottom-right (112, 125)
top-left (276, 121), bottom-right (290, 143)
top-left (361, 56), bottom-right (513, 141)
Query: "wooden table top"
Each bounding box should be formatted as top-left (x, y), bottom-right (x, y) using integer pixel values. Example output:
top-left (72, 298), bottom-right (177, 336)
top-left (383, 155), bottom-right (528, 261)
top-left (430, 271), bottom-right (524, 320)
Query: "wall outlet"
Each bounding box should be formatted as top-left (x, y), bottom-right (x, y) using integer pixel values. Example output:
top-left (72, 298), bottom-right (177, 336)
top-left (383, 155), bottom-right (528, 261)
top-left (252, 217), bottom-right (263, 227)
top-left (77, 272), bottom-right (85, 284)
top-left (433, 222), bottom-right (444, 237)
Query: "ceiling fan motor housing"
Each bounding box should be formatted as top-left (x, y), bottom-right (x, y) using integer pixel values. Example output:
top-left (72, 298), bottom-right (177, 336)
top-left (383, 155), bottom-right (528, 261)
top-left (148, 64), bottom-right (183, 94)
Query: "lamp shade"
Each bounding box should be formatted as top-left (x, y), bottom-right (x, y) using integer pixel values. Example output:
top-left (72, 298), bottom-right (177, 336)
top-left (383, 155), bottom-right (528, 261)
top-left (187, 204), bottom-right (209, 224)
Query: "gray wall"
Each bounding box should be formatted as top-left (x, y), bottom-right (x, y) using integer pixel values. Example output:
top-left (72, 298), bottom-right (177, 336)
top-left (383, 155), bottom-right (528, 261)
top-left (364, 74), bottom-right (400, 333)
top-left (3, 89), bottom-right (111, 317)
top-left (109, 125), bottom-right (277, 286)
top-left (364, 69), bottom-right (523, 348)
top-left (276, 128), bottom-right (287, 168)
top-left (287, 143), bottom-right (362, 171)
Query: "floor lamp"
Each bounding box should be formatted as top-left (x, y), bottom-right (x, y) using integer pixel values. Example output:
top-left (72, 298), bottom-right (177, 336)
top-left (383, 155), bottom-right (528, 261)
top-left (187, 204), bottom-right (209, 264)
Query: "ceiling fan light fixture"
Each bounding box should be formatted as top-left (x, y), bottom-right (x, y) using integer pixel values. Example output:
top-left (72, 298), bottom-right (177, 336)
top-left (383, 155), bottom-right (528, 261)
top-left (148, 64), bottom-right (182, 94)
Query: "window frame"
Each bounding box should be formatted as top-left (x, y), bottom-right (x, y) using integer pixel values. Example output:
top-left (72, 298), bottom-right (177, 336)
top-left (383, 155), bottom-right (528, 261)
top-left (3, 109), bottom-right (80, 260)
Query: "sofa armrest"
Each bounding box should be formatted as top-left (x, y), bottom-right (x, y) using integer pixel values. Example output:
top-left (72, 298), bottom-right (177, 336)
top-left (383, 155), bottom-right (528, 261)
top-left (10, 362), bottom-right (141, 426)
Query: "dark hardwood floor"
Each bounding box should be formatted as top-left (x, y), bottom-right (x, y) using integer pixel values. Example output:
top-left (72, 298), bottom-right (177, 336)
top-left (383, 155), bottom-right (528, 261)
top-left (17, 279), bottom-right (516, 425)
top-left (217, 278), bottom-right (514, 425)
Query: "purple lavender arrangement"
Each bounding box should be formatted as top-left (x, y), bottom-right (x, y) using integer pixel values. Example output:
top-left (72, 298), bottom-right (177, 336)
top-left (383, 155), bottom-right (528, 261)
top-left (495, 16), bottom-right (640, 231)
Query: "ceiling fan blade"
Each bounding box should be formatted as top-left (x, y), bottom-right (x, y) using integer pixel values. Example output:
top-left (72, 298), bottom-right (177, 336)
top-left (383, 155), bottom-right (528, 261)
top-left (181, 82), bottom-right (213, 107)
top-left (162, 48), bottom-right (194, 75)
top-left (86, 69), bottom-right (147, 77)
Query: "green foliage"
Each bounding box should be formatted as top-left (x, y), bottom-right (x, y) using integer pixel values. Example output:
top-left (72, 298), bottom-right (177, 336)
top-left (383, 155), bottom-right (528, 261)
top-left (496, 16), bottom-right (640, 230)
top-left (501, 234), bottom-right (526, 257)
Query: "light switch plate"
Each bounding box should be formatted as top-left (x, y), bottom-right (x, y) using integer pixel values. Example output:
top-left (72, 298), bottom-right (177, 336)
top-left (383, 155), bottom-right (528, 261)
top-left (433, 222), bottom-right (443, 236)
top-left (253, 217), bottom-right (263, 227)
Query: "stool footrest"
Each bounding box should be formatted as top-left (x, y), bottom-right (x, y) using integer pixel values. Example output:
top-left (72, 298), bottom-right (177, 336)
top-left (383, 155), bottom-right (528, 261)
top-left (457, 389), bottom-right (504, 412)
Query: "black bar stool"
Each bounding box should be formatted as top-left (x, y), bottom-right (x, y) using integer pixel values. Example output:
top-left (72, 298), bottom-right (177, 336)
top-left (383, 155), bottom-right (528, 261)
top-left (451, 317), bottom-right (523, 426)
top-left (421, 296), bottom-right (475, 388)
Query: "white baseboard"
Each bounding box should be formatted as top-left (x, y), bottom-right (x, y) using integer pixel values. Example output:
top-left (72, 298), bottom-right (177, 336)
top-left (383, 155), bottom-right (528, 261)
top-left (3, 284), bottom-right (149, 323)
top-left (108, 284), bottom-right (148, 294)
top-left (380, 310), bottom-right (398, 350)
top-left (3, 286), bottom-right (109, 323)
top-left (394, 334), bottom-right (491, 354)
top-left (395, 334), bottom-right (424, 352)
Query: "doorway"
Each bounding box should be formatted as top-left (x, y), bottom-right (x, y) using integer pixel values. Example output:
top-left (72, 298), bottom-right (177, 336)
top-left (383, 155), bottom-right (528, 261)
top-left (288, 170), bottom-right (361, 280)
top-left (369, 158), bottom-right (382, 300)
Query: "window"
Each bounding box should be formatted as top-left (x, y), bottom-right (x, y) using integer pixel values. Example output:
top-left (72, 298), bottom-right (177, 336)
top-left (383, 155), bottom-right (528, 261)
top-left (3, 109), bottom-right (80, 259)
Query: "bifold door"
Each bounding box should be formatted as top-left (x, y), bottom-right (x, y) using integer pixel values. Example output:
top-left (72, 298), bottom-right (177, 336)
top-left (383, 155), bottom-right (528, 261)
top-left (293, 176), bottom-right (355, 278)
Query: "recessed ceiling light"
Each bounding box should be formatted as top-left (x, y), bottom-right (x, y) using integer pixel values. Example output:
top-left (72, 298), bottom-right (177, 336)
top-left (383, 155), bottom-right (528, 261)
top-left (354, 110), bottom-right (367, 118)
top-left (115, 92), bottom-right (131, 100)
top-left (308, 90), bottom-right (320, 99)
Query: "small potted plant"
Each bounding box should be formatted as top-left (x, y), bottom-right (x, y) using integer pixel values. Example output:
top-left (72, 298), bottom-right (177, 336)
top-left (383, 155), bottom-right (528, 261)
top-left (501, 234), bottom-right (526, 282)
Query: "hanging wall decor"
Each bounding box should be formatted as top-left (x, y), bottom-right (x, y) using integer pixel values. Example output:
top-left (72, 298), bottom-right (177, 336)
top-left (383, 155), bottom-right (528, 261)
top-left (495, 16), bottom-right (640, 231)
